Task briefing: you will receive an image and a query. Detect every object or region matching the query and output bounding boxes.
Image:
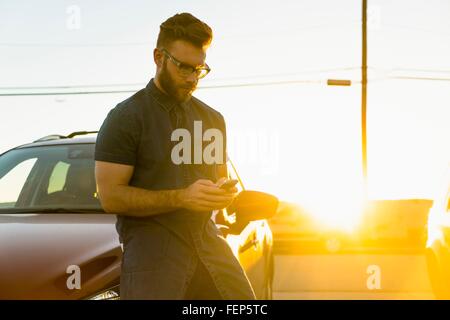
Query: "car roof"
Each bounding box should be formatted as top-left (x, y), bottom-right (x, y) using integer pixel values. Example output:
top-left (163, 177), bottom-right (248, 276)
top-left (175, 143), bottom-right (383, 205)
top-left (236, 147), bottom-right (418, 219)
top-left (15, 135), bottom-right (97, 150)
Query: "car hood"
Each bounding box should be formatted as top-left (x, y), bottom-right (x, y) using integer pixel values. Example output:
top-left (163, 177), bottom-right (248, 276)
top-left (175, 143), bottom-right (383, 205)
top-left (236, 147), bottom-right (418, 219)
top-left (0, 213), bottom-right (121, 299)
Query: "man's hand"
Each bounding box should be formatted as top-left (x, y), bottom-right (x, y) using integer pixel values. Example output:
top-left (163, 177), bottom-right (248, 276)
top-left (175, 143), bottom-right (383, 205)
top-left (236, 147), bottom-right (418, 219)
top-left (178, 179), bottom-right (237, 212)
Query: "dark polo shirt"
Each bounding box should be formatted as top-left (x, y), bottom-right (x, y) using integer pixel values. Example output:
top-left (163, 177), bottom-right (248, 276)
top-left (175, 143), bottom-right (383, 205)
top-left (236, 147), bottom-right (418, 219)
top-left (95, 79), bottom-right (255, 299)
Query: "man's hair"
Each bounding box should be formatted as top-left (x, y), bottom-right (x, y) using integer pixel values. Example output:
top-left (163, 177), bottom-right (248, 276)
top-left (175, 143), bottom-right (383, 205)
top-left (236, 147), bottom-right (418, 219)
top-left (157, 13), bottom-right (213, 49)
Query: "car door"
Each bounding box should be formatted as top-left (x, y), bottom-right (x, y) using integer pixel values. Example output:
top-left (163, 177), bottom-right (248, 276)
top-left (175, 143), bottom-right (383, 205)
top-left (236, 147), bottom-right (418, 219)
top-left (0, 144), bottom-right (122, 299)
top-left (224, 161), bottom-right (272, 298)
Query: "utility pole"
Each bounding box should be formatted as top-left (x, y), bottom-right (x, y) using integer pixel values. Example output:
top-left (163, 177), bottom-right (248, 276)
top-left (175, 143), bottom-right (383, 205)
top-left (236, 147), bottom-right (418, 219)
top-left (323, 1), bottom-right (369, 201)
top-left (362, 0), bottom-right (368, 200)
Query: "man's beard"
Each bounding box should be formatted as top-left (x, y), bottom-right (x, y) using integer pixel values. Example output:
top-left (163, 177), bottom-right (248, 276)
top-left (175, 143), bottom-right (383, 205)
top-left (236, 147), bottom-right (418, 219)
top-left (159, 61), bottom-right (196, 103)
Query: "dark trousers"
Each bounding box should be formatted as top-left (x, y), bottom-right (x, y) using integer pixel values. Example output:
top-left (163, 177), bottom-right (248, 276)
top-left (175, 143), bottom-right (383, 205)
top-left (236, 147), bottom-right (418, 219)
top-left (184, 261), bottom-right (223, 300)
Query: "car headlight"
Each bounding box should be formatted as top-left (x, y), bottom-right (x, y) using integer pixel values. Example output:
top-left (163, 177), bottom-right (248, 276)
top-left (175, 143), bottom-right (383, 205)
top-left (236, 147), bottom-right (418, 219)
top-left (88, 285), bottom-right (120, 300)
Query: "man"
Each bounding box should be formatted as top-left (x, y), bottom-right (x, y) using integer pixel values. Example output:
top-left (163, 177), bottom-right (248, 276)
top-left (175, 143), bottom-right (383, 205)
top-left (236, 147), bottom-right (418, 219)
top-left (95, 12), bottom-right (256, 300)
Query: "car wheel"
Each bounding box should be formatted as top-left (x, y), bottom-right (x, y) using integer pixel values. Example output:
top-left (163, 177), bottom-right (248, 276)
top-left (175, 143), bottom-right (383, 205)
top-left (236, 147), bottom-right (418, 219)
top-left (426, 250), bottom-right (450, 300)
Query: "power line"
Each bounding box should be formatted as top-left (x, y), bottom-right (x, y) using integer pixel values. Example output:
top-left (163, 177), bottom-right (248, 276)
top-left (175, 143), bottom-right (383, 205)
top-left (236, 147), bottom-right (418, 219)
top-left (381, 23), bottom-right (450, 39)
top-left (1, 74), bottom-right (450, 97)
top-left (0, 41), bottom-right (151, 48)
top-left (3, 66), bottom-right (449, 92)
top-left (389, 76), bottom-right (450, 82)
top-left (0, 21), bottom-right (362, 48)
top-left (391, 68), bottom-right (450, 74)
top-left (0, 90), bottom-right (137, 97)
top-left (2, 67), bottom-right (450, 97)
top-left (206, 67), bottom-right (360, 82)
top-left (201, 79), bottom-right (325, 88)
top-left (2, 22), bottom-right (448, 48)
top-left (0, 83), bottom-right (145, 90)
top-left (218, 20), bottom-right (361, 40)
top-left (0, 67), bottom-right (360, 92)
top-left (0, 79), bottom-right (329, 97)
top-left (369, 66), bottom-right (450, 74)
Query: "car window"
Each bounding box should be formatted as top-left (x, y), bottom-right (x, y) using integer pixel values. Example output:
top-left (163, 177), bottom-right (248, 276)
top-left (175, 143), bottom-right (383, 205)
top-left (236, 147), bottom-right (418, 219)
top-left (0, 158), bottom-right (37, 208)
top-left (36, 158), bottom-right (99, 206)
top-left (0, 144), bottom-right (101, 212)
top-left (47, 161), bottom-right (70, 194)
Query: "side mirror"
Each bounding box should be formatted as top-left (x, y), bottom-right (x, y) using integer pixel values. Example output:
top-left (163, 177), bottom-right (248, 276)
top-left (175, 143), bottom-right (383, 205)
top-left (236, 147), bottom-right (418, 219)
top-left (232, 190), bottom-right (279, 221)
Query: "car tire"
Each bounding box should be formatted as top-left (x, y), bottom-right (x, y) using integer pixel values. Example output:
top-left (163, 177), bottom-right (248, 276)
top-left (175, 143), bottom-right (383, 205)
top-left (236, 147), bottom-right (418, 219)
top-left (426, 249), bottom-right (450, 300)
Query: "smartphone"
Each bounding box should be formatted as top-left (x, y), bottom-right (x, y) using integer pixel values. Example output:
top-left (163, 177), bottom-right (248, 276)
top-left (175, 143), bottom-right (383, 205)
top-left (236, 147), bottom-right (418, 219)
top-left (219, 179), bottom-right (239, 190)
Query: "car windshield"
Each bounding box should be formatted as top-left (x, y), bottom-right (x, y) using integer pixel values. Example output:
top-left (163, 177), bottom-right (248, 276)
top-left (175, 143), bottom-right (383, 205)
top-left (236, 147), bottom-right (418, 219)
top-left (0, 143), bottom-right (102, 213)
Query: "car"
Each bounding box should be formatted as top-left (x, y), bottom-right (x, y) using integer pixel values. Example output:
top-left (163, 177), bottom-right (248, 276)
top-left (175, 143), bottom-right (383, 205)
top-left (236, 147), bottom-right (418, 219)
top-left (269, 199), bottom-right (433, 255)
top-left (426, 164), bottom-right (450, 299)
top-left (0, 132), bottom-right (277, 300)
top-left (269, 199), bottom-right (434, 298)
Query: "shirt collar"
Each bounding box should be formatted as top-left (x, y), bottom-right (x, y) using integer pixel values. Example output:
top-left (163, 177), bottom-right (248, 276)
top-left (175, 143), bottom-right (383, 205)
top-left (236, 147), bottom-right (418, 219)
top-left (146, 78), bottom-right (192, 112)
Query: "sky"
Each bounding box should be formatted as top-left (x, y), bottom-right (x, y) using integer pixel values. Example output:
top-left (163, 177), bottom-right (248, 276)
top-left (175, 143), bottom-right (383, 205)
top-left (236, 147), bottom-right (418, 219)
top-left (1, 0), bottom-right (449, 229)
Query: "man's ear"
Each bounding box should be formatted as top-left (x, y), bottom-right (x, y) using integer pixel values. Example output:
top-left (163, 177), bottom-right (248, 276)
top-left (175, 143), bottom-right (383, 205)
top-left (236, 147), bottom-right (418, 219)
top-left (153, 48), bottom-right (163, 67)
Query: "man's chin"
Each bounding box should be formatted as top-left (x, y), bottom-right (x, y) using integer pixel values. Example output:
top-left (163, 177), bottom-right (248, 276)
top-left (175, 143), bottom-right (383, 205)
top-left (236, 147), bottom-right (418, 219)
top-left (176, 91), bottom-right (193, 103)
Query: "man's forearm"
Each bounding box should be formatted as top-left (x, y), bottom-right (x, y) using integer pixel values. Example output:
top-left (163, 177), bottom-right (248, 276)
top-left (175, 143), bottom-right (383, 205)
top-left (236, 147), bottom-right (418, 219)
top-left (100, 184), bottom-right (184, 217)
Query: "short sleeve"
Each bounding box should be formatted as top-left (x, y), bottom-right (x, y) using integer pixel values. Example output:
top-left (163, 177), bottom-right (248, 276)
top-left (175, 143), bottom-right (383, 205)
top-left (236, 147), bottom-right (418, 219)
top-left (95, 106), bottom-right (139, 166)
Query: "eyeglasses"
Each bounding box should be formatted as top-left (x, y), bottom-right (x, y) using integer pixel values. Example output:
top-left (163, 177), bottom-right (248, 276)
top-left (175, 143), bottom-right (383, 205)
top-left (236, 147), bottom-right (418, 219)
top-left (161, 48), bottom-right (211, 79)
